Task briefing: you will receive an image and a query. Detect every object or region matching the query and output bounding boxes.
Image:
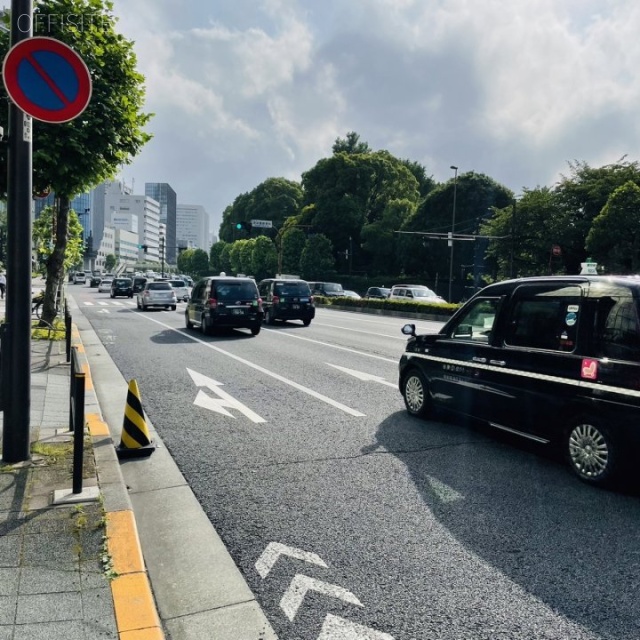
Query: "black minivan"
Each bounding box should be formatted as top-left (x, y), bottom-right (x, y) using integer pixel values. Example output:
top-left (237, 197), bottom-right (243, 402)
top-left (257, 278), bottom-right (315, 326)
top-left (399, 275), bottom-right (640, 487)
top-left (185, 276), bottom-right (263, 335)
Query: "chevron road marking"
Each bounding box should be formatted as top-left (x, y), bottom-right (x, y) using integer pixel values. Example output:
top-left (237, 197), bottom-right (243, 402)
top-left (188, 368), bottom-right (266, 423)
top-left (255, 542), bottom-right (328, 579)
top-left (280, 574), bottom-right (362, 621)
top-left (317, 613), bottom-right (395, 640)
top-left (326, 363), bottom-right (396, 388)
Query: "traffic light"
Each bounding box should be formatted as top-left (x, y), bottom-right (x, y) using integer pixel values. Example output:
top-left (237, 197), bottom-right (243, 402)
top-left (138, 244), bottom-right (148, 253)
top-left (235, 221), bottom-right (252, 232)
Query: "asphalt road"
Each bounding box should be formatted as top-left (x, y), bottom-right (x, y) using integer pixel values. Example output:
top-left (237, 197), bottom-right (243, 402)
top-left (72, 285), bottom-right (640, 640)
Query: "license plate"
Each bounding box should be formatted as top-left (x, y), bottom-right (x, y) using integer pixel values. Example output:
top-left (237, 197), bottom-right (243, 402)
top-left (292, 304), bottom-right (300, 309)
top-left (232, 308), bottom-right (245, 315)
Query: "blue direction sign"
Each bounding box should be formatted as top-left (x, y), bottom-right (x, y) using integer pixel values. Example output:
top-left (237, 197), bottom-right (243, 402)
top-left (2, 37), bottom-right (92, 123)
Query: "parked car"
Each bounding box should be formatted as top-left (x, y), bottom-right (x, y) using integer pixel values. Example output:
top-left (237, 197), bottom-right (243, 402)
top-left (398, 275), bottom-right (640, 487)
top-left (257, 278), bottom-right (315, 326)
top-left (97, 278), bottom-right (113, 293)
top-left (73, 272), bottom-right (87, 284)
top-left (342, 290), bottom-right (361, 299)
top-left (185, 275), bottom-right (263, 335)
top-left (365, 287), bottom-right (390, 299)
top-left (110, 277), bottom-right (133, 298)
top-left (168, 279), bottom-right (191, 302)
top-left (136, 281), bottom-right (177, 311)
top-left (308, 282), bottom-right (345, 297)
top-left (390, 284), bottom-right (447, 304)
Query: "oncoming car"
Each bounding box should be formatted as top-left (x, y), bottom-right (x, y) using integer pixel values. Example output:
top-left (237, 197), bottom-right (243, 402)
top-left (137, 281), bottom-right (177, 311)
top-left (398, 275), bottom-right (640, 487)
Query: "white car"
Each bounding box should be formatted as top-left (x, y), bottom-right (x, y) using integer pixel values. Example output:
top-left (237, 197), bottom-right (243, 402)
top-left (98, 278), bottom-right (113, 293)
top-left (168, 279), bottom-right (192, 302)
top-left (73, 272), bottom-right (87, 284)
top-left (342, 290), bottom-right (361, 299)
top-left (389, 284), bottom-right (447, 304)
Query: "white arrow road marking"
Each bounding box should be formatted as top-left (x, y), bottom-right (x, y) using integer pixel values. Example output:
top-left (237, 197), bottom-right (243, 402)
top-left (97, 309), bottom-right (110, 314)
top-left (188, 368), bottom-right (266, 423)
top-left (255, 542), bottom-right (328, 579)
top-left (327, 364), bottom-right (396, 388)
top-left (280, 575), bottom-right (362, 621)
top-left (318, 614), bottom-right (395, 640)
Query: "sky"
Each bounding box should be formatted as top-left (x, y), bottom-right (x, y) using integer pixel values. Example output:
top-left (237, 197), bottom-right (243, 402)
top-left (109, 0), bottom-right (640, 235)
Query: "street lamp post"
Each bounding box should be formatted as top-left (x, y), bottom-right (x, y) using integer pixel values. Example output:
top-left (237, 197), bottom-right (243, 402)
top-left (448, 165), bottom-right (458, 303)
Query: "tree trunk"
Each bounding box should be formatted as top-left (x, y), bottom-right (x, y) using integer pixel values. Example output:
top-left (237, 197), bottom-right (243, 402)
top-left (39, 196), bottom-right (69, 326)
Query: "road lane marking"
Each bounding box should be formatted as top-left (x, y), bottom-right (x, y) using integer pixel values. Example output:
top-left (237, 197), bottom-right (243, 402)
top-left (263, 329), bottom-right (397, 363)
top-left (311, 322), bottom-right (406, 340)
top-left (280, 575), bottom-right (362, 621)
top-left (133, 314), bottom-right (366, 417)
top-left (188, 368), bottom-right (266, 423)
top-left (318, 614), bottom-right (395, 640)
top-left (255, 542), bottom-right (328, 579)
top-left (327, 364), bottom-right (396, 388)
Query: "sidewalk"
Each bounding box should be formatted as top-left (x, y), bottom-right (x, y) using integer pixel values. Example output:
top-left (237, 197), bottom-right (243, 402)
top-left (0, 286), bottom-right (278, 640)
top-left (0, 297), bottom-right (163, 639)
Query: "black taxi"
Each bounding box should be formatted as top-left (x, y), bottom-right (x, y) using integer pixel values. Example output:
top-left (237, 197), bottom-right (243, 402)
top-left (399, 275), bottom-right (640, 487)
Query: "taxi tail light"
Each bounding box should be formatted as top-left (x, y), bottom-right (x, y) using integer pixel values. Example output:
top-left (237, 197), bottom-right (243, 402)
top-left (208, 297), bottom-right (218, 309)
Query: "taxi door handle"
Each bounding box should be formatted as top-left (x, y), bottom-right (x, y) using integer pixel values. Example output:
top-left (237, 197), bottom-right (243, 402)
top-left (472, 357), bottom-right (487, 363)
top-left (489, 359), bottom-right (506, 366)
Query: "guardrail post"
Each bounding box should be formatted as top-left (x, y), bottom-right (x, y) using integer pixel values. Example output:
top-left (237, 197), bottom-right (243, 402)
top-left (70, 346), bottom-right (85, 494)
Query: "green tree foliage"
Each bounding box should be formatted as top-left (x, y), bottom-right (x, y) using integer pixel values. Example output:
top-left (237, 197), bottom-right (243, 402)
top-left (552, 158), bottom-right (640, 273)
top-left (332, 131), bottom-right (371, 155)
top-left (104, 254), bottom-right (117, 271)
top-left (210, 241), bottom-right (228, 273)
top-left (229, 239), bottom-right (251, 274)
top-left (177, 248), bottom-right (194, 275)
top-left (250, 236), bottom-right (278, 280)
top-left (0, 0), bottom-right (152, 324)
top-left (218, 177), bottom-right (303, 242)
top-left (190, 249), bottom-right (210, 277)
top-left (280, 227), bottom-right (306, 274)
top-left (299, 234), bottom-right (335, 280)
top-left (32, 206), bottom-right (83, 273)
top-left (301, 149), bottom-right (420, 273)
top-left (219, 244), bottom-right (233, 273)
top-left (586, 181), bottom-right (640, 273)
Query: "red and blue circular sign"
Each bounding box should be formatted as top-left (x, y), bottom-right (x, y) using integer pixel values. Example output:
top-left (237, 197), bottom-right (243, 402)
top-left (2, 37), bottom-right (92, 124)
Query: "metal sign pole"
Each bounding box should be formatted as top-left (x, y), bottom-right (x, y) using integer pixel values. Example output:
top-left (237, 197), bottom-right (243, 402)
top-left (2, 0), bottom-right (33, 463)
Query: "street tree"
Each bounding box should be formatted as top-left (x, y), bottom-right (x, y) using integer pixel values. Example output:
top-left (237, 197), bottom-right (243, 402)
top-left (250, 236), bottom-right (278, 281)
top-left (586, 181), bottom-right (640, 273)
top-left (190, 249), bottom-right (210, 278)
top-left (32, 206), bottom-right (84, 274)
top-left (280, 227), bottom-right (307, 274)
top-left (104, 254), bottom-right (117, 272)
top-left (332, 131), bottom-right (371, 155)
top-left (0, 0), bottom-right (152, 325)
top-left (177, 248), bottom-right (194, 275)
top-left (299, 234), bottom-right (335, 280)
top-left (210, 240), bottom-right (228, 273)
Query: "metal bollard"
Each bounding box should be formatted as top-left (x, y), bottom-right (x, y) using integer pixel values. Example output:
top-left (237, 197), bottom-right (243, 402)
top-left (69, 347), bottom-right (86, 494)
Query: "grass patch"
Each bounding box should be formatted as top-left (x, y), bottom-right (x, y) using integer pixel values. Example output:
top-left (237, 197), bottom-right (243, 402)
top-left (31, 441), bottom-right (73, 459)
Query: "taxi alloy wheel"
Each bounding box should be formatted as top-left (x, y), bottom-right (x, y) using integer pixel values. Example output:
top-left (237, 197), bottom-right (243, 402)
top-left (403, 369), bottom-right (431, 418)
top-left (567, 419), bottom-right (616, 486)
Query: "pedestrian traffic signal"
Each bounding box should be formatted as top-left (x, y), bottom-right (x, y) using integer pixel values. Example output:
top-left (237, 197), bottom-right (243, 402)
top-left (235, 221), bottom-right (252, 232)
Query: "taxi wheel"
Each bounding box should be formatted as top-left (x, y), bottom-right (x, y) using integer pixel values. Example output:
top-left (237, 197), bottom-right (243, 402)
top-left (566, 419), bottom-right (618, 486)
top-left (185, 312), bottom-right (194, 330)
top-left (201, 315), bottom-right (210, 336)
top-left (402, 368), bottom-right (431, 418)
top-left (250, 324), bottom-right (261, 336)
top-left (303, 319), bottom-right (311, 327)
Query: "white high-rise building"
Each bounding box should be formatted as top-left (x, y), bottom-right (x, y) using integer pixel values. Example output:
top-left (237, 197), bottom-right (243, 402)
top-left (177, 204), bottom-right (210, 252)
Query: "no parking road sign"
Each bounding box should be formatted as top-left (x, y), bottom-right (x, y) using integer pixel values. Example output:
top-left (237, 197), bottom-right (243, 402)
top-left (2, 37), bottom-right (92, 123)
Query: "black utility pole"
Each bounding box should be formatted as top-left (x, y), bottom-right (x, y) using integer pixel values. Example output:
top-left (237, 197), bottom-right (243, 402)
top-left (160, 236), bottom-right (165, 278)
top-left (2, 0), bottom-right (33, 463)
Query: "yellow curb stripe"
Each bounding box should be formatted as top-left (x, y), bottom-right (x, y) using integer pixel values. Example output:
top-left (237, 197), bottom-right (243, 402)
top-left (81, 363), bottom-right (94, 390)
top-left (106, 511), bottom-right (145, 575)
top-left (86, 413), bottom-right (110, 437)
top-left (111, 573), bottom-right (162, 634)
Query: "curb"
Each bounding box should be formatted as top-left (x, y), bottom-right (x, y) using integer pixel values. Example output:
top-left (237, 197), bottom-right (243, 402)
top-left (71, 324), bottom-right (165, 640)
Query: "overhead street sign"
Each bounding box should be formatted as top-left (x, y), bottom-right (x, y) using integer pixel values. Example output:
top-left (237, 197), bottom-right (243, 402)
top-left (2, 37), bottom-right (92, 123)
top-left (250, 219), bottom-right (273, 229)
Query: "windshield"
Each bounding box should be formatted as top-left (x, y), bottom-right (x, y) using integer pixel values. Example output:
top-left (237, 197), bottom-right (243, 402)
top-left (169, 280), bottom-right (186, 287)
top-left (113, 279), bottom-right (131, 286)
top-left (148, 282), bottom-right (171, 291)
top-left (324, 283), bottom-right (343, 293)
top-left (412, 288), bottom-right (437, 298)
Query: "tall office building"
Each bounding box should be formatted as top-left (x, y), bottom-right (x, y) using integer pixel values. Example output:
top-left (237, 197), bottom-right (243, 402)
top-left (145, 183), bottom-right (177, 263)
top-left (90, 180), bottom-right (132, 246)
top-left (34, 192), bottom-right (93, 240)
top-left (176, 204), bottom-right (210, 252)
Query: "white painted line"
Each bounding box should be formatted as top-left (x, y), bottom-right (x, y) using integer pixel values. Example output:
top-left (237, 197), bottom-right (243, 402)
top-left (97, 309), bottom-right (110, 314)
top-left (97, 301), bottom-right (109, 306)
top-left (312, 321), bottom-right (406, 340)
top-left (188, 369), bottom-right (266, 423)
top-left (255, 542), bottom-right (328, 579)
top-left (263, 329), bottom-right (397, 364)
top-left (280, 575), bottom-right (362, 621)
top-left (136, 314), bottom-right (366, 418)
top-left (83, 302), bottom-right (94, 306)
top-left (318, 614), bottom-right (395, 640)
top-left (111, 301), bottom-right (124, 306)
top-left (326, 363), bottom-right (396, 388)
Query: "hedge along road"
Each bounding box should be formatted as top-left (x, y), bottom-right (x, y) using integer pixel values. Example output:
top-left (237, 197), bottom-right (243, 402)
top-left (75, 294), bottom-right (640, 640)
